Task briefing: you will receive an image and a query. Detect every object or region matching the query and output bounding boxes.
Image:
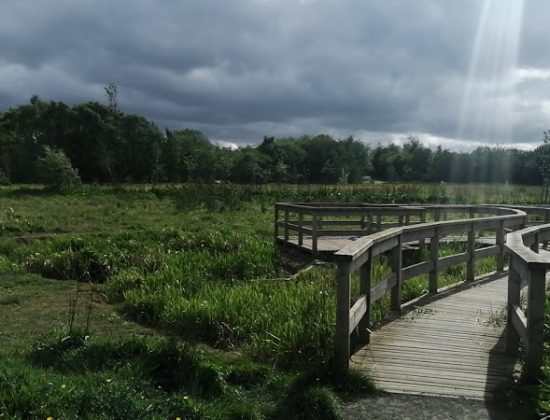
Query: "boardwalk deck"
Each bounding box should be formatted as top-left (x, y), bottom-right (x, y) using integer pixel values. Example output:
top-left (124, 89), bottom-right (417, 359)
top-left (351, 275), bottom-right (518, 399)
top-left (276, 235), bottom-right (362, 253)
top-left (277, 235), bottom-right (497, 254)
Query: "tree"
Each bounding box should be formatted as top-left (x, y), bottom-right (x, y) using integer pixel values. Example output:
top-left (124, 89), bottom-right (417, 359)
top-left (35, 146), bottom-right (81, 192)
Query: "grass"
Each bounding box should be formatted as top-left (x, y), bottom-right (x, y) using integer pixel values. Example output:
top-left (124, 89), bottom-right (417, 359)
top-left (0, 182), bottom-right (546, 418)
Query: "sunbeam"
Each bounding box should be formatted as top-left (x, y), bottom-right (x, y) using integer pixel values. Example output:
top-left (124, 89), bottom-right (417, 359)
top-left (452, 0), bottom-right (525, 190)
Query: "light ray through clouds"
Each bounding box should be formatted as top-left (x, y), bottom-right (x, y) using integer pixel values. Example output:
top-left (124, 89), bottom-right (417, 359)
top-left (452, 0), bottom-right (525, 184)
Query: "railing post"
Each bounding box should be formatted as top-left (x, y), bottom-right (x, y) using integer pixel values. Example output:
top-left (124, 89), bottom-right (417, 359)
top-left (419, 209), bottom-right (426, 248)
top-left (429, 228), bottom-right (440, 293)
top-left (298, 210), bottom-right (304, 246)
top-left (544, 210), bottom-right (550, 248)
top-left (530, 233), bottom-right (539, 253)
top-left (284, 209), bottom-right (290, 242)
top-left (524, 268), bottom-right (546, 381)
top-left (398, 215), bottom-right (404, 226)
top-left (367, 213), bottom-right (373, 234)
top-left (312, 214), bottom-right (319, 255)
top-left (466, 223), bottom-right (475, 282)
top-left (274, 206), bottom-right (279, 240)
top-left (391, 236), bottom-right (403, 312)
top-left (359, 252), bottom-right (372, 344)
top-left (335, 262), bottom-right (352, 379)
top-left (496, 220), bottom-right (505, 272)
top-left (376, 214), bottom-right (382, 232)
top-left (506, 258), bottom-right (521, 356)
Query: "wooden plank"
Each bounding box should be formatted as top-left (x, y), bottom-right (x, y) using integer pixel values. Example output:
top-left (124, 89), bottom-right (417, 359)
top-left (354, 348), bottom-right (514, 369)
top-left (335, 263), bottom-right (351, 376)
top-left (362, 364), bottom-right (510, 384)
top-left (371, 274), bottom-right (396, 303)
top-left (438, 252), bottom-right (469, 269)
top-left (474, 245), bottom-right (500, 259)
top-left (361, 380), bottom-right (490, 399)
top-left (402, 261), bottom-right (432, 281)
top-left (349, 294), bottom-right (367, 334)
top-left (371, 236), bottom-right (399, 257)
top-left (510, 304), bottom-right (528, 343)
top-left (351, 274), bottom-right (518, 399)
top-left (353, 344), bottom-right (514, 364)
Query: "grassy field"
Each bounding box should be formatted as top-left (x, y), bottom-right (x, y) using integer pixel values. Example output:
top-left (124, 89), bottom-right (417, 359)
top-left (0, 182), bottom-right (548, 418)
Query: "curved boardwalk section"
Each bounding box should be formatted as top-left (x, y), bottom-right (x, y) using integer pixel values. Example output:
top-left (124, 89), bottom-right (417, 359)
top-left (351, 275), bottom-right (517, 399)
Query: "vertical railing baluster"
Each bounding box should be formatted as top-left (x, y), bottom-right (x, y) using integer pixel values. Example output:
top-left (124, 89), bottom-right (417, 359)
top-left (312, 214), bottom-right (319, 255)
top-left (505, 258), bottom-right (521, 356)
top-left (419, 209), bottom-right (426, 249)
top-left (429, 228), bottom-right (440, 293)
top-left (466, 222), bottom-right (475, 282)
top-left (530, 233), bottom-right (540, 253)
top-left (367, 213), bottom-right (372, 234)
top-left (274, 205), bottom-right (279, 241)
top-left (359, 252), bottom-right (372, 344)
top-left (284, 209), bottom-right (289, 242)
top-left (298, 210), bottom-right (304, 246)
top-left (525, 268), bottom-right (546, 381)
top-left (496, 220), bottom-right (505, 272)
top-left (391, 236), bottom-right (403, 312)
top-left (335, 262), bottom-right (352, 378)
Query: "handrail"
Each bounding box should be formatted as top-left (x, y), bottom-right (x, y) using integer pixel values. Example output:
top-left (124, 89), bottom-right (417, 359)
top-left (274, 203), bottom-right (531, 254)
top-left (330, 205), bottom-right (527, 377)
top-left (505, 224), bottom-right (550, 381)
top-left (275, 202), bottom-right (550, 379)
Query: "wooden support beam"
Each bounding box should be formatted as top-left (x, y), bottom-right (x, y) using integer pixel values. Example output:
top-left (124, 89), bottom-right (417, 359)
top-left (335, 262), bottom-right (352, 378)
top-left (391, 236), bottom-right (403, 313)
top-left (429, 228), bottom-right (440, 294)
top-left (312, 214), bottom-right (319, 255)
top-left (358, 255), bottom-right (372, 344)
top-left (496, 220), bottom-right (505, 272)
top-left (524, 268), bottom-right (546, 381)
top-left (467, 223), bottom-right (475, 282)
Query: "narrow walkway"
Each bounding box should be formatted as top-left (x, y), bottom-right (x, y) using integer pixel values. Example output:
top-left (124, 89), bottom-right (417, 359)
top-left (277, 235), bottom-right (497, 254)
top-left (351, 275), bottom-right (518, 399)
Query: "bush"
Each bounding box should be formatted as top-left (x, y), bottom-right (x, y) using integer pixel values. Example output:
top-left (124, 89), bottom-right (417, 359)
top-left (35, 146), bottom-right (81, 193)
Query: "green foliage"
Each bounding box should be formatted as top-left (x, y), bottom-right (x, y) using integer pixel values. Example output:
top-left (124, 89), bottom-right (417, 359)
top-left (1, 94), bottom-right (550, 185)
top-left (35, 146), bottom-right (81, 192)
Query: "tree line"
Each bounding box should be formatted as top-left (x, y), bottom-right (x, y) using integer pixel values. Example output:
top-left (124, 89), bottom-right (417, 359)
top-left (0, 95), bottom-right (547, 185)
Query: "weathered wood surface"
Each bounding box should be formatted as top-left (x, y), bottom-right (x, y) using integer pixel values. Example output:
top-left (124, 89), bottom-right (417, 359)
top-left (351, 276), bottom-right (518, 399)
top-left (277, 235), bottom-right (498, 254)
top-left (277, 235), bottom-right (362, 253)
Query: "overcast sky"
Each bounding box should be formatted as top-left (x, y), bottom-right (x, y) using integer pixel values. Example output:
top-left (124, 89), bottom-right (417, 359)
top-left (0, 0), bottom-right (548, 150)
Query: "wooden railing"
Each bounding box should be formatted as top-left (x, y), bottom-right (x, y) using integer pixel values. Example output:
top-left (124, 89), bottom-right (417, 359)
top-left (505, 224), bottom-right (550, 381)
top-left (330, 205), bottom-right (527, 377)
top-left (274, 203), bottom-right (529, 254)
top-left (274, 203), bottom-right (426, 254)
top-left (275, 203), bottom-right (550, 378)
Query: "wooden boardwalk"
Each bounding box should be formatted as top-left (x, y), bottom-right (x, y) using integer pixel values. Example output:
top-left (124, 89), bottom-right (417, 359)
top-left (351, 275), bottom-right (518, 399)
top-left (277, 235), bottom-right (497, 254)
top-left (277, 235), bottom-right (363, 253)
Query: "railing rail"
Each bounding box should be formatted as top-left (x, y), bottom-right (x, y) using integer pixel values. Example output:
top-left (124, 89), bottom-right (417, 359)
top-left (275, 202), bottom-right (550, 379)
top-left (505, 224), bottom-right (550, 381)
top-left (274, 202), bottom-right (533, 255)
top-left (331, 206), bottom-right (527, 377)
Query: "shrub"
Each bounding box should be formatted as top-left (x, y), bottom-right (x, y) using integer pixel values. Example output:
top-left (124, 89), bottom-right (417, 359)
top-left (35, 146), bottom-right (81, 193)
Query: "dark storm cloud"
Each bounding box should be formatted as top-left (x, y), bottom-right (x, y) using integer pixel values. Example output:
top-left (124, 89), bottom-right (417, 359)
top-left (0, 0), bottom-right (548, 149)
